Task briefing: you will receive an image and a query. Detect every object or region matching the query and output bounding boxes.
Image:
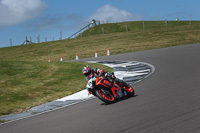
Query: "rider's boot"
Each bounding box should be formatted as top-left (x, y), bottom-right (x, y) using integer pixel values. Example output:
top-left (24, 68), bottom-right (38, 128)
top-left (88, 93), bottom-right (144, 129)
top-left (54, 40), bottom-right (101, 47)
top-left (123, 81), bottom-right (129, 88)
top-left (114, 78), bottom-right (129, 98)
top-left (121, 81), bottom-right (129, 96)
top-left (115, 87), bottom-right (123, 98)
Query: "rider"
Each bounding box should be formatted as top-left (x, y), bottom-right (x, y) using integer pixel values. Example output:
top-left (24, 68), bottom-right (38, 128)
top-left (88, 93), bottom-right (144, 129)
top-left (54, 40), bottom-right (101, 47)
top-left (82, 65), bottom-right (105, 83)
top-left (82, 65), bottom-right (129, 88)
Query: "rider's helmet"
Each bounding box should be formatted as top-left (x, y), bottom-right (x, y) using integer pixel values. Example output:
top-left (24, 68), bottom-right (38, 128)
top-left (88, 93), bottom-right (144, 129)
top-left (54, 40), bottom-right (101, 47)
top-left (82, 65), bottom-right (91, 76)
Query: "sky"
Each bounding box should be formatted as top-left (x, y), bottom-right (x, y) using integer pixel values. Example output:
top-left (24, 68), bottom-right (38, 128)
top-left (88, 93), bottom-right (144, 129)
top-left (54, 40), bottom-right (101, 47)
top-left (0, 0), bottom-right (199, 48)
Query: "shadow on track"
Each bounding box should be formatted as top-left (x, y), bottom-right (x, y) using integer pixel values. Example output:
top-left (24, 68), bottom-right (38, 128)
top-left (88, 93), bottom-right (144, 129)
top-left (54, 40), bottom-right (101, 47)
top-left (100, 95), bottom-right (138, 105)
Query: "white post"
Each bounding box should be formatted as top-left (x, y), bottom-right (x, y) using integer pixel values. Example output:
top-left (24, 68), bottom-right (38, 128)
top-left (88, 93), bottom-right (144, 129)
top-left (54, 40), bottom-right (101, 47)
top-left (95, 51), bottom-right (98, 57)
top-left (165, 20), bottom-right (168, 27)
top-left (38, 34), bottom-right (40, 43)
top-left (143, 21), bottom-right (145, 30)
top-left (60, 31), bottom-right (62, 40)
top-left (125, 23), bottom-right (128, 32)
top-left (107, 48), bottom-right (110, 56)
top-left (10, 38), bottom-right (12, 47)
top-left (76, 53), bottom-right (79, 60)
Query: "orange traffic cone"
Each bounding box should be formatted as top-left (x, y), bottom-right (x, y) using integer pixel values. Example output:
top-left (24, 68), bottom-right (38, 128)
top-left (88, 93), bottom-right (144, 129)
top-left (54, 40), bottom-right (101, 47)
top-left (95, 51), bottom-right (98, 57)
top-left (76, 53), bottom-right (79, 60)
top-left (107, 48), bottom-right (110, 56)
top-left (60, 56), bottom-right (63, 61)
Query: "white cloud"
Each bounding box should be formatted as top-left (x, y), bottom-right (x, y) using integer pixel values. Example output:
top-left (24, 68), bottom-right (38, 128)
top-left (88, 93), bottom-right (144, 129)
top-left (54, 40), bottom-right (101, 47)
top-left (89, 4), bottom-right (143, 22)
top-left (0, 0), bottom-right (47, 28)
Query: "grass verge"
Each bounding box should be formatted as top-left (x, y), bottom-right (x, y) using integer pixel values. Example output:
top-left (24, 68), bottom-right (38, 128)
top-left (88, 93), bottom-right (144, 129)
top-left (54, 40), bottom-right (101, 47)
top-left (0, 61), bottom-right (112, 116)
top-left (0, 120), bottom-right (8, 124)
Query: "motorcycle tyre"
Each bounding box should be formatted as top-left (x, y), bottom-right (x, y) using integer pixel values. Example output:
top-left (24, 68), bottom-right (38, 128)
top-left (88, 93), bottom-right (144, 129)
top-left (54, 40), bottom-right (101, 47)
top-left (125, 85), bottom-right (135, 97)
top-left (95, 88), bottom-right (115, 104)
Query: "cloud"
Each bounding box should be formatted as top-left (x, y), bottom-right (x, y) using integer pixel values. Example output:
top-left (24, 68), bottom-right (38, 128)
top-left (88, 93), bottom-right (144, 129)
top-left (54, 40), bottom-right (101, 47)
top-left (0, 0), bottom-right (47, 28)
top-left (88, 4), bottom-right (143, 22)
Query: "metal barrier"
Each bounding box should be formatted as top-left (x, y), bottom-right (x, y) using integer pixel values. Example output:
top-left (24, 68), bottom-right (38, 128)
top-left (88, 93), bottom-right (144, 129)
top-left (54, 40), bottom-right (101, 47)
top-left (67, 19), bottom-right (100, 39)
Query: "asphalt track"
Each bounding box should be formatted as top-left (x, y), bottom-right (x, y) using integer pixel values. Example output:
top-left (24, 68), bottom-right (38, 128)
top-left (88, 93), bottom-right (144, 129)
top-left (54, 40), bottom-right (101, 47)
top-left (1, 43), bottom-right (200, 133)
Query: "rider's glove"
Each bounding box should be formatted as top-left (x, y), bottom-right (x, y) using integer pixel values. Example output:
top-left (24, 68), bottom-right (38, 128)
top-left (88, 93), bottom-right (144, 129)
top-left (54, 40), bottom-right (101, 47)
top-left (105, 72), bottom-right (110, 77)
top-left (111, 72), bottom-right (116, 79)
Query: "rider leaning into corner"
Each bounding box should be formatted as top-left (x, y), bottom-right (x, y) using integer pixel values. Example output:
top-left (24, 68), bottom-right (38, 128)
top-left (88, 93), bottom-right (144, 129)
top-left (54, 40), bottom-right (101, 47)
top-left (82, 65), bottom-right (129, 93)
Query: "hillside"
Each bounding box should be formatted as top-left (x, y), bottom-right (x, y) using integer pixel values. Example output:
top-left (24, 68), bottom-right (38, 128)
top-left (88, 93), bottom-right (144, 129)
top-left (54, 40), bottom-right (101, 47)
top-left (1, 21), bottom-right (200, 61)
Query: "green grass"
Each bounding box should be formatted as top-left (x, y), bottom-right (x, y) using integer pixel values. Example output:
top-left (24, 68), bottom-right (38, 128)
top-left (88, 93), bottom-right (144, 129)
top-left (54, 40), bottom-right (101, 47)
top-left (1, 21), bottom-right (200, 61)
top-left (0, 61), bottom-right (112, 115)
top-left (0, 120), bottom-right (8, 123)
top-left (1, 21), bottom-right (200, 117)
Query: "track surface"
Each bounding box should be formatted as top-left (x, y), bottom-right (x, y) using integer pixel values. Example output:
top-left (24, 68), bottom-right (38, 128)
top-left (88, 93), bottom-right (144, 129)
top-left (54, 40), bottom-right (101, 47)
top-left (1, 44), bottom-right (200, 133)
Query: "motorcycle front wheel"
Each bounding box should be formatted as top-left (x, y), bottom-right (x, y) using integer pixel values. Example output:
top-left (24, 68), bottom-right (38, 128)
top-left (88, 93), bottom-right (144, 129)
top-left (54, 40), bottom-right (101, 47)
top-left (95, 88), bottom-right (115, 104)
top-left (124, 85), bottom-right (135, 97)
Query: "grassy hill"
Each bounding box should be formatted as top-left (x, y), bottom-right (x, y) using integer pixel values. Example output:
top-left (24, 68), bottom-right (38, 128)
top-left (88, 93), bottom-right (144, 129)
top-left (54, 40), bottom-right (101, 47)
top-left (1, 21), bottom-right (200, 117)
top-left (0, 21), bottom-right (200, 61)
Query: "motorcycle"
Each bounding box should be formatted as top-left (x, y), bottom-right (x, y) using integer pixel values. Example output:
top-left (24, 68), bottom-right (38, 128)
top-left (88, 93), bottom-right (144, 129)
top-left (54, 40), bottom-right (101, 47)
top-left (86, 76), bottom-right (135, 104)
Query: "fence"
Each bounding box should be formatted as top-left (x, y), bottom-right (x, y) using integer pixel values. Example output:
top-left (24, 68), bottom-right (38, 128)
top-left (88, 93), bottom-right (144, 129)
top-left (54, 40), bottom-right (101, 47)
top-left (4, 19), bottom-right (193, 48)
top-left (5, 20), bottom-right (100, 48)
top-left (67, 20), bottom-right (100, 39)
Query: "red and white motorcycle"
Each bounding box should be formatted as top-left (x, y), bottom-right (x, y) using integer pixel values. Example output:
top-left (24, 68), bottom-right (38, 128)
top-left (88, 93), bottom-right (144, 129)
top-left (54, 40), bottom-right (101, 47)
top-left (86, 76), bottom-right (135, 104)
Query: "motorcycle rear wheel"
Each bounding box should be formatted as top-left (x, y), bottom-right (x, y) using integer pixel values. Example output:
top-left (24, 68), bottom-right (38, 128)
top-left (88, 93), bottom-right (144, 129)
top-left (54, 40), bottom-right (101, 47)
top-left (95, 88), bottom-right (115, 104)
